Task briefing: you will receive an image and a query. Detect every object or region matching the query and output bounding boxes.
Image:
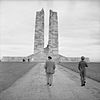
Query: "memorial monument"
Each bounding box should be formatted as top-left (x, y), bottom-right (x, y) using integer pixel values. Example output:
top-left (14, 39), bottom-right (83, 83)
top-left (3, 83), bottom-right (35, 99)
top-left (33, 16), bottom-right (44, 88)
top-left (1, 9), bottom-right (90, 62)
top-left (33, 9), bottom-right (59, 62)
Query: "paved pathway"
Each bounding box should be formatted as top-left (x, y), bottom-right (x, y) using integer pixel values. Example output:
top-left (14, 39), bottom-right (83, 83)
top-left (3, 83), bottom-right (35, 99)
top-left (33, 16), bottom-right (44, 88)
top-left (0, 63), bottom-right (100, 100)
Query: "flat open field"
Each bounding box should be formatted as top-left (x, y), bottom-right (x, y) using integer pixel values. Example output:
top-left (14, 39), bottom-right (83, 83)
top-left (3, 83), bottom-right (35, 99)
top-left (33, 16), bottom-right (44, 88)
top-left (59, 62), bottom-right (100, 82)
top-left (0, 62), bottom-right (37, 93)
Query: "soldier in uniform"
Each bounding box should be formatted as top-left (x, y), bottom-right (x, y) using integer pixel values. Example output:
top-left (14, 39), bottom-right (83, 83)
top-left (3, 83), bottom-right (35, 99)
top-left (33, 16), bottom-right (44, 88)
top-left (44, 56), bottom-right (56, 86)
top-left (78, 56), bottom-right (88, 86)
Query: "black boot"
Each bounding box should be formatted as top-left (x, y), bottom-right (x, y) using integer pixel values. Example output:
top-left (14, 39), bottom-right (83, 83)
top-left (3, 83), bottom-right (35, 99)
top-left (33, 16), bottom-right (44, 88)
top-left (49, 84), bottom-right (52, 86)
top-left (81, 83), bottom-right (85, 86)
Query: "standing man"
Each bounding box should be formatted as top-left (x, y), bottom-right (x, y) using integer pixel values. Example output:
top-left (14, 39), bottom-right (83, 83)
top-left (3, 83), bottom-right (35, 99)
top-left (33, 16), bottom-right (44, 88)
top-left (78, 56), bottom-right (88, 86)
top-left (44, 56), bottom-right (56, 86)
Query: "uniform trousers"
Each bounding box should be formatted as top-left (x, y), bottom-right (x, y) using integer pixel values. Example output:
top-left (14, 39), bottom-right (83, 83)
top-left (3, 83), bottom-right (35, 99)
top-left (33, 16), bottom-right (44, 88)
top-left (46, 73), bottom-right (53, 85)
top-left (80, 70), bottom-right (86, 85)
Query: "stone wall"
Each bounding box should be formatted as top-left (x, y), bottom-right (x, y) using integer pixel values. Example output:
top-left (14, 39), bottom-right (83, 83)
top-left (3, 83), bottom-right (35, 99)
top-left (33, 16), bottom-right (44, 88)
top-left (34, 9), bottom-right (44, 54)
top-left (58, 55), bottom-right (90, 62)
top-left (1, 57), bottom-right (27, 62)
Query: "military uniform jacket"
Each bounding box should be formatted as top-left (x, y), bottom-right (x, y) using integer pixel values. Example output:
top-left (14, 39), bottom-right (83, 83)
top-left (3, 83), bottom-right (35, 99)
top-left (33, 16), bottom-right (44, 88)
top-left (45, 60), bottom-right (56, 74)
top-left (78, 60), bottom-right (88, 72)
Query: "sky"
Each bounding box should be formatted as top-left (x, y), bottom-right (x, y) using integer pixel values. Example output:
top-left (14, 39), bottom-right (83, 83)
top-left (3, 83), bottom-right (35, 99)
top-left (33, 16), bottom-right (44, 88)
top-left (0, 0), bottom-right (100, 62)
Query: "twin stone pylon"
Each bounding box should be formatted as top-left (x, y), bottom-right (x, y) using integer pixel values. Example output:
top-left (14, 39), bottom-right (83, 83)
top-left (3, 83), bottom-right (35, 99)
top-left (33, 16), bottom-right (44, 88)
top-left (34, 9), bottom-right (58, 58)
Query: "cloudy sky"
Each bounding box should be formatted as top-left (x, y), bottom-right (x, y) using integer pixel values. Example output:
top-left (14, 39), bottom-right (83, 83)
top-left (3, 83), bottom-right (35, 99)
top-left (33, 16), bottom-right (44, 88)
top-left (0, 0), bottom-right (100, 62)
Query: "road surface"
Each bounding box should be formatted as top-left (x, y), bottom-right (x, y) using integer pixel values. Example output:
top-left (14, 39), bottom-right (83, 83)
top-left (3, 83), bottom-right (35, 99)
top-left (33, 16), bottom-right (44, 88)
top-left (0, 63), bottom-right (100, 100)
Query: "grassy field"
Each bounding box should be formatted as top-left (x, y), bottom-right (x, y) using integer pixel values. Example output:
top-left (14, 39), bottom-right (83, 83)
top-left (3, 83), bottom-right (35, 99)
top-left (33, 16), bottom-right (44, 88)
top-left (59, 62), bottom-right (100, 82)
top-left (0, 62), bottom-right (37, 93)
